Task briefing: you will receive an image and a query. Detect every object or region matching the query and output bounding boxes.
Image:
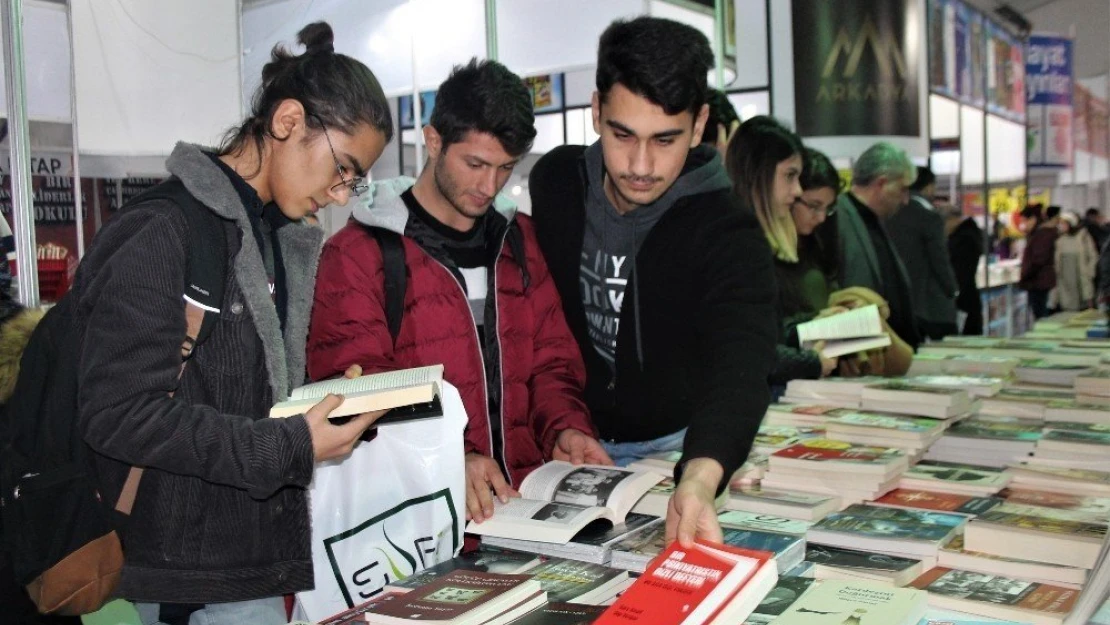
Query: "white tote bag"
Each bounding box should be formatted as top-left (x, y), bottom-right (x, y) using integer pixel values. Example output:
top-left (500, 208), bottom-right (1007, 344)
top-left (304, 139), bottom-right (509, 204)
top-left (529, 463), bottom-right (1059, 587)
top-left (294, 382), bottom-right (467, 622)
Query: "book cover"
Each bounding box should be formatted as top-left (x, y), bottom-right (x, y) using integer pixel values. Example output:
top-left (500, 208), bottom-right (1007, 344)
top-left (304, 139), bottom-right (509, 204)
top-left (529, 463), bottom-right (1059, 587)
top-left (610, 522), bottom-right (666, 559)
top-left (909, 568), bottom-right (1078, 616)
top-left (593, 540), bottom-right (766, 625)
top-left (1007, 463), bottom-right (1110, 484)
top-left (742, 577), bottom-right (816, 625)
top-left (772, 440), bottom-right (906, 465)
top-left (319, 592), bottom-right (405, 625)
top-left (873, 489), bottom-right (1003, 516)
top-left (827, 413), bottom-right (945, 435)
top-left (717, 511), bottom-right (813, 536)
top-left (525, 559), bottom-right (627, 603)
top-left (1001, 488), bottom-right (1110, 518)
top-left (805, 544), bottom-right (922, 573)
top-left (1040, 428), bottom-right (1110, 447)
top-left (767, 404), bottom-right (844, 416)
top-left (865, 381), bottom-right (967, 400)
top-left (917, 608), bottom-right (1031, 625)
top-left (367, 571), bottom-right (538, 623)
top-left (720, 528), bottom-right (803, 564)
top-left (387, 552), bottom-right (542, 593)
top-left (728, 486), bottom-right (837, 506)
top-left (770, 579), bottom-right (927, 625)
top-left (812, 505), bottom-right (966, 542)
top-left (505, 603), bottom-right (606, 625)
top-left (972, 510), bottom-right (1108, 540)
top-left (944, 419), bottom-right (1043, 442)
top-left (902, 461), bottom-right (1009, 487)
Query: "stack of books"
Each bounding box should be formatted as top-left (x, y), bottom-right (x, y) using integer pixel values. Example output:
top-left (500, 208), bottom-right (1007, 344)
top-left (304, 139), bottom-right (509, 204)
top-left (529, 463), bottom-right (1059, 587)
top-left (898, 460), bottom-right (1012, 497)
top-left (903, 374), bottom-right (1006, 398)
top-left (723, 486), bottom-right (841, 521)
top-left (1043, 399), bottom-right (1110, 424)
top-left (859, 382), bottom-right (973, 420)
top-left (870, 488), bottom-right (1003, 517)
top-left (978, 388), bottom-right (1059, 419)
top-left (963, 510), bottom-right (1106, 570)
top-left (779, 378), bottom-right (886, 408)
top-left (766, 579), bottom-right (927, 625)
top-left (762, 403), bottom-right (844, 428)
top-left (747, 425), bottom-right (825, 457)
top-left (595, 540), bottom-right (778, 625)
top-left (906, 352), bottom-right (1022, 377)
top-left (805, 504), bottom-right (967, 564)
top-left (800, 543), bottom-right (925, 586)
top-left (921, 417), bottom-right (1042, 467)
top-left (1005, 463), bottom-right (1110, 497)
top-left (936, 534), bottom-right (1089, 589)
top-left (1014, 360), bottom-right (1094, 387)
top-left (822, 411), bottom-right (948, 458)
top-left (763, 440), bottom-right (909, 504)
top-left (908, 567), bottom-right (1079, 625)
top-left (1074, 368), bottom-right (1110, 405)
top-left (356, 571), bottom-right (547, 625)
top-left (1032, 423), bottom-right (1110, 468)
top-left (608, 521), bottom-right (804, 576)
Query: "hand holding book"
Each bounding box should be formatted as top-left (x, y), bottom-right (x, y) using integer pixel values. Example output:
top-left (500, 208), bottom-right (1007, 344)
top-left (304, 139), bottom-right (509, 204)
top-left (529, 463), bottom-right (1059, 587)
top-left (308, 364), bottom-right (390, 462)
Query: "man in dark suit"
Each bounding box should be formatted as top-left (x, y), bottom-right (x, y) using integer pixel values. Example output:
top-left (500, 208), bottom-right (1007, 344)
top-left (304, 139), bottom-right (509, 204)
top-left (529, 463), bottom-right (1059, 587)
top-left (887, 166), bottom-right (959, 340)
top-left (834, 142), bottom-right (921, 349)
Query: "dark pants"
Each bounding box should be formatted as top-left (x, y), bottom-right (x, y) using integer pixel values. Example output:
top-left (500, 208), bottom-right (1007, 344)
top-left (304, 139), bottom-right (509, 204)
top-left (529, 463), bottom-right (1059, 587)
top-left (919, 319), bottom-right (959, 342)
top-left (1027, 289), bottom-right (1052, 319)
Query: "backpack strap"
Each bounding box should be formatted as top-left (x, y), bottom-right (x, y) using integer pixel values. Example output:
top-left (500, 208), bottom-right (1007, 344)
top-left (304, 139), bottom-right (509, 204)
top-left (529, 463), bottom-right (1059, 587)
top-left (505, 222), bottom-right (531, 292)
top-left (368, 227), bottom-right (407, 348)
top-left (113, 179), bottom-right (229, 516)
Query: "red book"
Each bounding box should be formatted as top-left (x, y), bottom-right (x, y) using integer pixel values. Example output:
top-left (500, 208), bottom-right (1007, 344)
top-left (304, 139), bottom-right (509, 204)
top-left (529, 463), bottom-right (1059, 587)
top-left (770, 440), bottom-right (907, 476)
top-left (594, 540), bottom-right (777, 625)
top-left (873, 489), bottom-right (1003, 516)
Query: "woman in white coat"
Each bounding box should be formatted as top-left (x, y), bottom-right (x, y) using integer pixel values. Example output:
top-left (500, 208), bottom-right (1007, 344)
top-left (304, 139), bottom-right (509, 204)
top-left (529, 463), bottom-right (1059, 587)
top-left (1054, 212), bottom-right (1099, 311)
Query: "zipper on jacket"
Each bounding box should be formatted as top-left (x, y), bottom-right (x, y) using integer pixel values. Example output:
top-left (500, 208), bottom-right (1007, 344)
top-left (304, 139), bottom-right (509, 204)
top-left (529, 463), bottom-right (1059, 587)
top-left (421, 225), bottom-right (513, 486)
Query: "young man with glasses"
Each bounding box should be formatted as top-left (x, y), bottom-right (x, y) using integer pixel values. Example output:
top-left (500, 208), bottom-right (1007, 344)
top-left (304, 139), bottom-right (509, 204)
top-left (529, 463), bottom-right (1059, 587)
top-left (307, 59), bottom-right (609, 525)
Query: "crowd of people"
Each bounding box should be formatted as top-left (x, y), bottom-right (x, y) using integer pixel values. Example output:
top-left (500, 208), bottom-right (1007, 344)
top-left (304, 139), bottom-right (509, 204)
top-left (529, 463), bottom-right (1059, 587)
top-left (1018, 203), bottom-right (1110, 319)
top-left (0, 13), bottom-right (1108, 625)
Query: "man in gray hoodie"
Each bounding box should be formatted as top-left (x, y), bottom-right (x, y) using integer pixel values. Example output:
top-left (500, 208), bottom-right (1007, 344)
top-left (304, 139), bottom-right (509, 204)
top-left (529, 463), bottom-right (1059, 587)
top-left (530, 17), bottom-right (778, 547)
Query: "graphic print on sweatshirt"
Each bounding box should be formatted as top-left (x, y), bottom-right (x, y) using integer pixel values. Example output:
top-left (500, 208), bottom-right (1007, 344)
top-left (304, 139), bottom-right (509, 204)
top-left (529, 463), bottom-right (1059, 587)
top-left (580, 249), bottom-right (628, 365)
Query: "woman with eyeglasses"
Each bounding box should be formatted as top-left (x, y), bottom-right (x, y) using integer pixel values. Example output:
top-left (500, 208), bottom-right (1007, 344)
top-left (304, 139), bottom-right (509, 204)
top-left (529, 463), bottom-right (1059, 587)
top-left (64, 22), bottom-right (393, 624)
top-left (791, 148), bottom-right (914, 378)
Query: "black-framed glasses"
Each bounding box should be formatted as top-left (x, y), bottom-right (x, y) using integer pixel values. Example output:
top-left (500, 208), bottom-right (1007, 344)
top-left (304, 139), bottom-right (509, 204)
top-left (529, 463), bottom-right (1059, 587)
top-left (312, 116), bottom-right (368, 197)
top-left (795, 198), bottom-right (837, 216)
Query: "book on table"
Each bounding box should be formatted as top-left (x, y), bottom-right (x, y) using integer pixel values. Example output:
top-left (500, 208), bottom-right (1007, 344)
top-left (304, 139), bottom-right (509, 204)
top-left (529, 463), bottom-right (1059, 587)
top-left (769, 579), bottom-right (927, 625)
top-left (270, 364), bottom-right (443, 422)
top-left (384, 551), bottom-right (544, 594)
top-left (803, 543), bottom-right (925, 586)
top-left (807, 504), bottom-right (968, 558)
top-left (871, 489), bottom-right (1003, 517)
top-left (741, 577), bottom-right (816, 625)
top-left (361, 570), bottom-right (545, 625)
top-left (796, 304), bottom-right (892, 357)
top-left (962, 510), bottom-right (1106, 569)
top-left (936, 535), bottom-right (1089, 588)
top-left (908, 567), bottom-right (1079, 625)
top-left (898, 461), bottom-right (1011, 496)
top-left (522, 559), bottom-right (630, 604)
top-left (479, 513), bottom-right (662, 566)
top-left (593, 539), bottom-right (778, 625)
top-left (501, 603), bottom-right (607, 625)
top-left (724, 485), bottom-right (841, 521)
top-left (466, 461), bottom-right (663, 544)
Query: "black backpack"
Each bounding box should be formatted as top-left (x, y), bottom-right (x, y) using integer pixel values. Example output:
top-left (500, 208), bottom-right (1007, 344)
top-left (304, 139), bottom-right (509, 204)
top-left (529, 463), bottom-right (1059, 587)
top-left (0, 178), bottom-right (228, 615)
top-left (369, 227), bottom-right (406, 347)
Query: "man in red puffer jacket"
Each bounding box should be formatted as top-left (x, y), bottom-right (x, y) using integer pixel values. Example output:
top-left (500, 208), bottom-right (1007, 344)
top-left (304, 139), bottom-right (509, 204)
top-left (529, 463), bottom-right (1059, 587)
top-left (307, 59), bottom-right (610, 525)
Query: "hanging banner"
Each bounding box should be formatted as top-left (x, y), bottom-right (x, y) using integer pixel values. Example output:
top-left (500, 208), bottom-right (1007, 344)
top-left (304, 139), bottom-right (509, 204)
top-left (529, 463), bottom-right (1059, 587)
top-left (1026, 35), bottom-right (1073, 167)
top-left (791, 0), bottom-right (922, 137)
top-left (1089, 95), bottom-right (1109, 158)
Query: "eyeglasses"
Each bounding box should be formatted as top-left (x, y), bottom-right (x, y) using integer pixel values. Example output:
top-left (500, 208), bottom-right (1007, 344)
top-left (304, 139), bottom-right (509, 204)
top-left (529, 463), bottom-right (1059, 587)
top-left (312, 116), bottom-right (368, 197)
top-left (795, 198), bottom-right (837, 216)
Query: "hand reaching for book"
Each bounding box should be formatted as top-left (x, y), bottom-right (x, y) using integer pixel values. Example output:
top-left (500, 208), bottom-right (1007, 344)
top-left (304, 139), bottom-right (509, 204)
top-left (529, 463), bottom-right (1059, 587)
top-left (666, 457), bottom-right (725, 548)
top-left (552, 429), bottom-right (613, 466)
top-left (465, 453), bottom-right (520, 523)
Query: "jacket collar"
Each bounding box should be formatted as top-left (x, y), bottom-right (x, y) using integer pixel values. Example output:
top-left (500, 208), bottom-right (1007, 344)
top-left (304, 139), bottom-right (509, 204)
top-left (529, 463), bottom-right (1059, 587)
top-left (166, 142), bottom-right (323, 400)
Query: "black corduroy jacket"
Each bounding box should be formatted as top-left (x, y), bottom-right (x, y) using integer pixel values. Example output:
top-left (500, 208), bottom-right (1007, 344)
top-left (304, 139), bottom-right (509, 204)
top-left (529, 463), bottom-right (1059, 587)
top-left (528, 145), bottom-right (778, 487)
top-left (73, 143), bottom-right (322, 604)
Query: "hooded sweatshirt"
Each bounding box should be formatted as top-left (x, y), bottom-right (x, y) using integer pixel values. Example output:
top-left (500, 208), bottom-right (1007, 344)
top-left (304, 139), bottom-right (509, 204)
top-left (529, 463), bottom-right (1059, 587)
top-left (580, 143), bottom-right (732, 368)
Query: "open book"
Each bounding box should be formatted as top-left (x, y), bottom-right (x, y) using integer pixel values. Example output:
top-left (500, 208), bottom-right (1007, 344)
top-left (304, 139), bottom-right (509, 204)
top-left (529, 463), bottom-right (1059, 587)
top-left (466, 461), bottom-right (664, 544)
top-left (269, 364), bottom-right (443, 423)
top-left (796, 304), bottom-right (891, 358)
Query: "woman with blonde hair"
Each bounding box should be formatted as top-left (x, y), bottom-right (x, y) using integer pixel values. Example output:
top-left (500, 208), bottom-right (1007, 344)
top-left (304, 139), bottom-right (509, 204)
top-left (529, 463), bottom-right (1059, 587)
top-left (726, 118), bottom-right (837, 386)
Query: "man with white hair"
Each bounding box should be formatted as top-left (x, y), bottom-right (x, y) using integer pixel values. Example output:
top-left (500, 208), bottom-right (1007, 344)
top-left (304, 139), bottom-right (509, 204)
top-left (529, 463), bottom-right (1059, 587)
top-left (834, 142), bottom-right (920, 349)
